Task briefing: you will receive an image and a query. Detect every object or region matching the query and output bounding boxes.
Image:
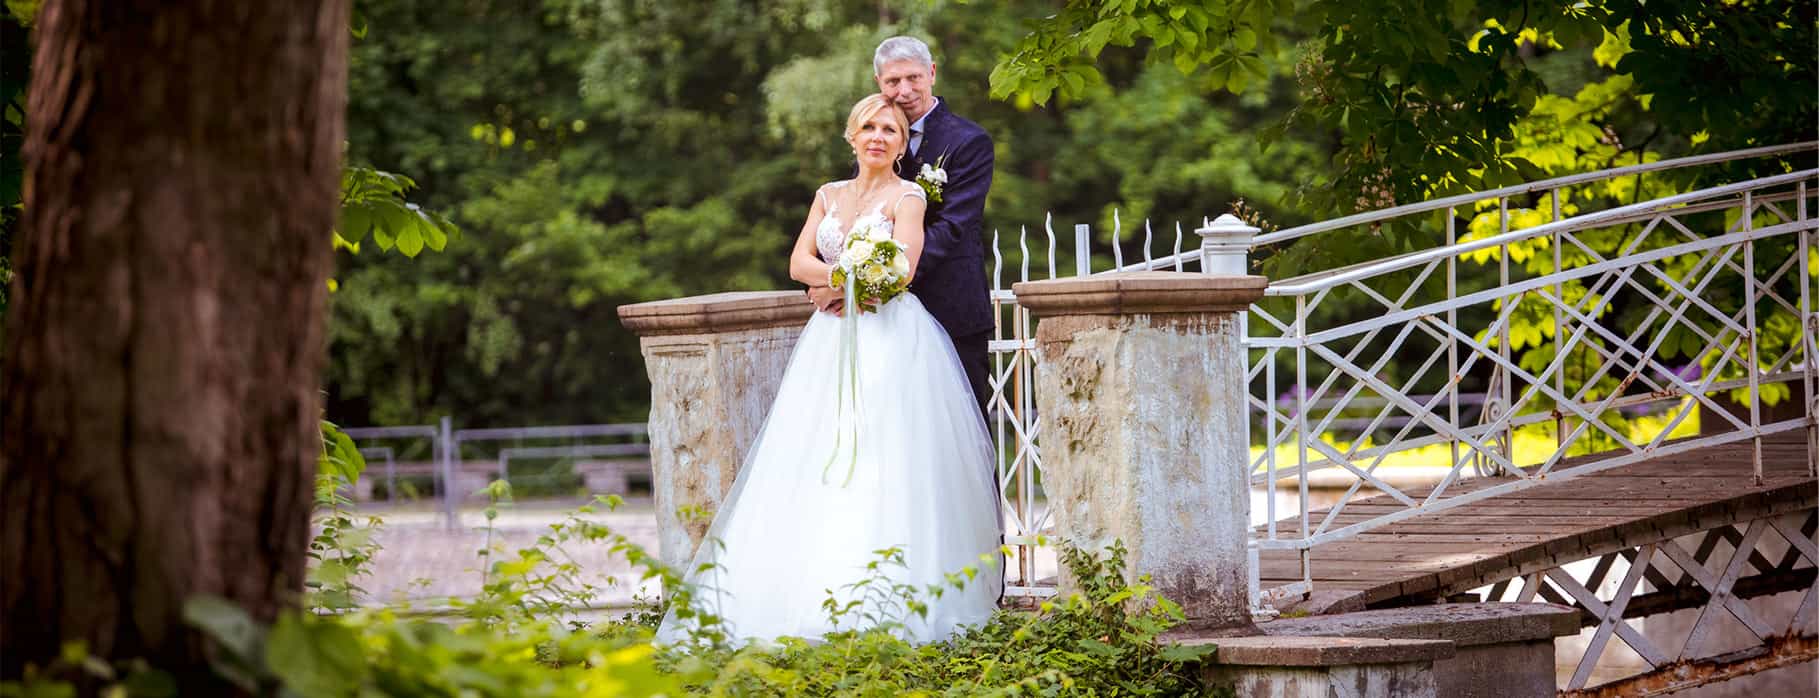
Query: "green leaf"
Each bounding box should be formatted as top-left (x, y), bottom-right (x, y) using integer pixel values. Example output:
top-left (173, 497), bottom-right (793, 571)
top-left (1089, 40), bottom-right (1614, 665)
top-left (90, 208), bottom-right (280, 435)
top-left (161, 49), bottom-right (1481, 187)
top-left (181, 596), bottom-right (268, 691)
top-left (376, 201), bottom-right (416, 253)
top-left (183, 596), bottom-right (262, 664)
top-left (1158, 642), bottom-right (1218, 662)
top-left (309, 558), bottom-right (353, 587)
top-left (265, 614), bottom-right (367, 698)
top-left (1594, 21), bottom-right (1632, 69)
top-left (1179, 50), bottom-right (1208, 79)
top-left (417, 209), bottom-right (449, 252)
top-left (1233, 28), bottom-right (1257, 51)
top-left (1175, 27), bottom-right (1197, 53)
top-left (1030, 80), bottom-right (1054, 106)
top-left (338, 203), bottom-right (372, 243)
top-left (331, 428), bottom-right (364, 480)
top-left (1237, 54), bottom-right (1268, 79)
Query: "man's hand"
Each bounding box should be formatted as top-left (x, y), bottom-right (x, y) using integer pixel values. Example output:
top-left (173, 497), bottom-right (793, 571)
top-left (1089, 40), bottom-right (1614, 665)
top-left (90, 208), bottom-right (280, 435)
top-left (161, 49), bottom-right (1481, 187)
top-left (806, 285), bottom-right (845, 316)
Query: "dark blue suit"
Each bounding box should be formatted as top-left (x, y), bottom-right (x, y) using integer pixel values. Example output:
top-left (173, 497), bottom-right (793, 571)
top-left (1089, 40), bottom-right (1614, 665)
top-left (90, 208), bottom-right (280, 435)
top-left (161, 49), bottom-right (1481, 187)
top-left (896, 99), bottom-right (995, 420)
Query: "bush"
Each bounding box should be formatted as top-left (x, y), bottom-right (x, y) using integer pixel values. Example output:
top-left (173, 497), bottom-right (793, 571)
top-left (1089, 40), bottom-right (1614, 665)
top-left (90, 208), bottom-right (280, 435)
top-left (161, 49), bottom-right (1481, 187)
top-left (4, 464), bottom-right (1224, 697)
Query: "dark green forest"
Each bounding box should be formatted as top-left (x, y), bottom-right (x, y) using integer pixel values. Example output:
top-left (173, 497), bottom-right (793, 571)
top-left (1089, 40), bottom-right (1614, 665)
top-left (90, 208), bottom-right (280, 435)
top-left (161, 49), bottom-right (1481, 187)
top-left (5, 0), bottom-right (1811, 429)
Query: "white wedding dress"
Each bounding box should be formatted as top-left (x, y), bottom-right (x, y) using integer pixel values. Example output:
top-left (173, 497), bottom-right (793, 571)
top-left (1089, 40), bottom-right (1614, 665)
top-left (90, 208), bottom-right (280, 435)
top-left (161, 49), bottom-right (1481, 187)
top-left (655, 180), bottom-right (1001, 645)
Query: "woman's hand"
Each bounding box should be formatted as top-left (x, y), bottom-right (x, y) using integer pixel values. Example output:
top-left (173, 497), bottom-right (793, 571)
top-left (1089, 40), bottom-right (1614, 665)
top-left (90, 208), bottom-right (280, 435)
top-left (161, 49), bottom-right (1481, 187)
top-left (806, 285), bottom-right (845, 316)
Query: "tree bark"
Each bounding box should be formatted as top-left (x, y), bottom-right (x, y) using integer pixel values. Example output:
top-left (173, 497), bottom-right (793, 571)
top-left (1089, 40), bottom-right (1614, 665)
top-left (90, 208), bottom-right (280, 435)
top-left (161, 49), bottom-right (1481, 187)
top-left (1, 0), bottom-right (348, 688)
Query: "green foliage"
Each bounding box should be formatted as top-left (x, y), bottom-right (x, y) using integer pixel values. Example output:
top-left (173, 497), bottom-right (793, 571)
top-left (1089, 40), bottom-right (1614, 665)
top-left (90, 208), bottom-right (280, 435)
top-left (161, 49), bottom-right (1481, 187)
top-left (624, 538), bottom-right (1218, 696)
top-left (337, 165), bottom-right (456, 259)
top-left (0, 4), bottom-right (31, 328)
top-left (997, 0), bottom-right (1812, 435)
top-left (309, 421), bottom-right (384, 611)
top-left (10, 478), bottom-right (1228, 697)
top-left (458, 486), bottom-right (660, 629)
top-left (180, 593), bottom-right (683, 698)
top-left (993, 0), bottom-right (1814, 223)
top-left (0, 643), bottom-right (177, 698)
top-left (325, 0), bottom-right (1329, 427)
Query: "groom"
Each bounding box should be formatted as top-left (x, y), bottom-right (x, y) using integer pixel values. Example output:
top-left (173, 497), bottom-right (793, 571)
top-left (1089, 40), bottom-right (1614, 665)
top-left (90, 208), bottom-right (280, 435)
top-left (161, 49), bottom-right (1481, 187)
top-left (811, 36), bottom-right (996, 422)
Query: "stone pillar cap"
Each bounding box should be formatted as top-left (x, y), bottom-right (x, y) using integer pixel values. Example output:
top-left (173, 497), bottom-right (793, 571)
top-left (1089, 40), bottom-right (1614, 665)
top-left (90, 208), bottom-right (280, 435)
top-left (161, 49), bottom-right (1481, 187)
top-left (618, 290), bottom-right (814, 337)
top-left (1180, 635), bottom-right (1457, 666)
top-left (1011, 271), bottom-right (1267, 317)
top-left (1256, 603), bottom-right (1582, 648)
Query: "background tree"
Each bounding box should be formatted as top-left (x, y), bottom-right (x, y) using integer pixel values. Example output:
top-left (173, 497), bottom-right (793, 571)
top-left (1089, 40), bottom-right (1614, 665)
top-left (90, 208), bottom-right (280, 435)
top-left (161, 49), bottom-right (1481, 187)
top-left (322, 0), bottom-right (1325, 429)
top-left (0, 0), bottom-right (350, 689)
top-left (993, 0), bottom-right (1814, 225)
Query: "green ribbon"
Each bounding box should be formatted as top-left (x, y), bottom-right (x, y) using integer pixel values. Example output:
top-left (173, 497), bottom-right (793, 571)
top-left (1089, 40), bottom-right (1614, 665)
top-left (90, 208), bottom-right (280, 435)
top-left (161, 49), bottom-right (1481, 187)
top-left (821, 279), bottom-right (862, 487)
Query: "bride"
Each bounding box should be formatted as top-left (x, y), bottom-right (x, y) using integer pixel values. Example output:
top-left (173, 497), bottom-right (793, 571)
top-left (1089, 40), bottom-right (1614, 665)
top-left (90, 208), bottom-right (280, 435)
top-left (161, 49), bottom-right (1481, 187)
top-left (655, 94), bottom-right (1001, 645)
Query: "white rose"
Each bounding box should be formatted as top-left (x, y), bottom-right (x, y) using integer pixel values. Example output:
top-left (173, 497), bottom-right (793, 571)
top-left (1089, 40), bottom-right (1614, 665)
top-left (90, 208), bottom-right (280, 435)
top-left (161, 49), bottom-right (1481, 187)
top-left (860, 261), bottom-right (887, 283)
top-left (931, 168), bottom-right (948, 185)
top-left (889, 251), bottom-right (911, 278)
top-left (865, 224), bottom-right (892, 242)
top-left (837, 248), bottom-right (866, 269)
top-left (919, 163), bottom-right (936, 180)
top-left (846, 239), bottom-right (876, 261)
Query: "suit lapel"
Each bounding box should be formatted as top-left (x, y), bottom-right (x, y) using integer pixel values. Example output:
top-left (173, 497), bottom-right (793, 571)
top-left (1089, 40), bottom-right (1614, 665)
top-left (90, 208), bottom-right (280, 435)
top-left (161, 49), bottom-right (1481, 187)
top-left (901, 100), bottom-right (950, 180)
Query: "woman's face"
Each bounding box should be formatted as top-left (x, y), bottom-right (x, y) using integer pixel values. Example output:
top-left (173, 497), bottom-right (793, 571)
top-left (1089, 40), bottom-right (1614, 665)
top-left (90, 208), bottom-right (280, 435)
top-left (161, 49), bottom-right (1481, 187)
top-left (851, 109), bottom-right (905, 170)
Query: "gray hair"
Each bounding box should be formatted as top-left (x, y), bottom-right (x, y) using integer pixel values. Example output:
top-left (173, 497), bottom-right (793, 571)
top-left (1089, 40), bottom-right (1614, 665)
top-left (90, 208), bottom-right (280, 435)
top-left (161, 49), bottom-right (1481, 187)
top-left (873, 36), bottom-right (934, 75)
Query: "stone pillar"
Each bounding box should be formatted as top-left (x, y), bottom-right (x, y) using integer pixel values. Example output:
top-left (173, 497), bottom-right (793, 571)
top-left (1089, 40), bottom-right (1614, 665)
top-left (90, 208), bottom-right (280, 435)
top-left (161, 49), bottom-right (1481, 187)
top-left (1193, 636), bottom-right (1452, 698)
top-left (1012, 271), bottom-right (1267, 628)
top-left (617, 291), bottom-right (814, 572)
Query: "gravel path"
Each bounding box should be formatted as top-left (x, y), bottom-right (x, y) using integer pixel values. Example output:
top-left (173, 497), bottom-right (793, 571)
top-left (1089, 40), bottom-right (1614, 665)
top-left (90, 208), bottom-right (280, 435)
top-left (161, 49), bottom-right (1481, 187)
top-left (339, 498), bottom-right (666, 608)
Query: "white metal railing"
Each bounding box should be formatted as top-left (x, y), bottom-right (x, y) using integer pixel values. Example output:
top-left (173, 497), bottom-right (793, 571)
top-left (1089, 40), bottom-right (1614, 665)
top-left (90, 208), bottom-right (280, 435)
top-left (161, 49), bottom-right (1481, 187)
top-left (1246, 163), bottom-right (1819, 600)
top-left (984, 142), bottom-right (1819, 600)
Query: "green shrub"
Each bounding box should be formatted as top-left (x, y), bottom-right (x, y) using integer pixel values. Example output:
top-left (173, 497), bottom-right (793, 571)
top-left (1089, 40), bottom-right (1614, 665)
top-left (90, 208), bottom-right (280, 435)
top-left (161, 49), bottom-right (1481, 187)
top-left (5, 467), bottom-right (1224, 697)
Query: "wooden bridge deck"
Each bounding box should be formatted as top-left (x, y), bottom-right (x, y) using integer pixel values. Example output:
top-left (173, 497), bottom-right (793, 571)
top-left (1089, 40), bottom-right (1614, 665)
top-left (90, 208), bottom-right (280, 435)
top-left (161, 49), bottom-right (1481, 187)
top-left (1258, 433), bottom-right (1818, 609)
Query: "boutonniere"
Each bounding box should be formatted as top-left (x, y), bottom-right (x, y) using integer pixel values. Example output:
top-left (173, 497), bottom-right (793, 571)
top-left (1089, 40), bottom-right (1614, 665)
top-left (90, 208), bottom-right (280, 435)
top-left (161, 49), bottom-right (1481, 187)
top-left (916, 153), bottom-right (948, 203)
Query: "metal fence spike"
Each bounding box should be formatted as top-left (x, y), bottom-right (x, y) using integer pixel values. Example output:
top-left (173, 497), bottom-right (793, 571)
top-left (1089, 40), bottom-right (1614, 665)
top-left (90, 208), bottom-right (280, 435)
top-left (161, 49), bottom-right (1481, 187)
top-left (1112, 209), bottom-right (1124, 270)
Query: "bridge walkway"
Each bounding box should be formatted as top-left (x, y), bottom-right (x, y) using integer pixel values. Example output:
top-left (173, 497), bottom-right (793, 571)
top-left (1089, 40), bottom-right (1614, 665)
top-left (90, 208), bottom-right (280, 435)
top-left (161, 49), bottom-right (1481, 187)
top-left (1259, 433), bottom-right (1817, 609)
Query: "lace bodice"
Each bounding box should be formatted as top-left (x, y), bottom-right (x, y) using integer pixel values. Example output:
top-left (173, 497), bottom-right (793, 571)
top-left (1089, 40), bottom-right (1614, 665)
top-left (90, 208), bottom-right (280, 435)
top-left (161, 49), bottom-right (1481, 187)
top-left (816, 180), bottom-right (925, 263)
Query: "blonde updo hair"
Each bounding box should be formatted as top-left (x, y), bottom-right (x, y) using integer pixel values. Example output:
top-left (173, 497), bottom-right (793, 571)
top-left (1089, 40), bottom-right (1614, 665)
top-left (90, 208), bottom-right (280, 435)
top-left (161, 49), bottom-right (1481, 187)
top-left (844, 94), bottom-right (910, 157)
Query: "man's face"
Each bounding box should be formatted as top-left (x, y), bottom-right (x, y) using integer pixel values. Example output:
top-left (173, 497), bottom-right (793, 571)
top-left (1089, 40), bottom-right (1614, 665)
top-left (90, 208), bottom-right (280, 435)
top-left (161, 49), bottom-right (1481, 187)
top-left (876, 59), bottom-right (936, 122)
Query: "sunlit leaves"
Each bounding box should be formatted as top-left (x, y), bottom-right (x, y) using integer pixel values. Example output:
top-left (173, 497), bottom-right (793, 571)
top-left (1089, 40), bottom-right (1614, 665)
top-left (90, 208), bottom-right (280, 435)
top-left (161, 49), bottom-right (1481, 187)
top-left (1593, 20), bottom-right (1633, 69)
top-left (989, 0), bottom-right (1285, 105)
top-left (990, 0), bottom-right (1811, 237)
top-left (338, 165), bottom-right (456, 258)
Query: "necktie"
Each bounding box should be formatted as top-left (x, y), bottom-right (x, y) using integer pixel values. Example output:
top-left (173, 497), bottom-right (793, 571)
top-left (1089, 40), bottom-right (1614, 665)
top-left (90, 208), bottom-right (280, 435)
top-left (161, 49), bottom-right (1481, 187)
top-left (910, 128), bottom-right (922, 159)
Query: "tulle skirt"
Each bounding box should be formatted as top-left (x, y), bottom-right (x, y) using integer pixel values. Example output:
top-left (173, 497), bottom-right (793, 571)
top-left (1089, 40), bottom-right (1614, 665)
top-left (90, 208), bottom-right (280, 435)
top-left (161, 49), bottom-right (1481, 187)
top-left (655, 294), bottom-right (1002, 645)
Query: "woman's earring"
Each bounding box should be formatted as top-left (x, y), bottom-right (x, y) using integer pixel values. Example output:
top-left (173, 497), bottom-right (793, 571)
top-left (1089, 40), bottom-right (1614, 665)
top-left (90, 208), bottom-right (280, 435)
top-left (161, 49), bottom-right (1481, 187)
top-left (895, 151), bottom-right (904, 165)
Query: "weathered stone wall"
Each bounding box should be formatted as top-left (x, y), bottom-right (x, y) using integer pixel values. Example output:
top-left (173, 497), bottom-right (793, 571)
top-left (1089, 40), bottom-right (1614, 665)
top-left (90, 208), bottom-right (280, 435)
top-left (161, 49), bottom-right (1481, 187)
top-left (640, 324), bottom-right (802, 571)
top-left (1014, 272), bottom-right (1267, 628)
top-left (1035, 314), bottom-right (1252, 625)
top-left (619, 290), bottom-right (813, 572)
top-left (1204, 663), bottom-right (1437, 698)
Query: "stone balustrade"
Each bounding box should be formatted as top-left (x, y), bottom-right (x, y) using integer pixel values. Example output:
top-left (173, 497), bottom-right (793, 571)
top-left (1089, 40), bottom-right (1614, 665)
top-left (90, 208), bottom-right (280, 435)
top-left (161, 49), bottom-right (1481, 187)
top-left (617, 290), bottom-right (814, 572)
top-left (1011, 271), bottom-right (1268, 629)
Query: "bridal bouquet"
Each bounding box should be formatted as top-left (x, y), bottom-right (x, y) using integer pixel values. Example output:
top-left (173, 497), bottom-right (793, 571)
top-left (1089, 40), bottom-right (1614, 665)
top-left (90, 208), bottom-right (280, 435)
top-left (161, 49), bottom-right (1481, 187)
top-left (822, 218), bottom-right (911, 485)
top-left (828, 219), bottom-right (911, 313)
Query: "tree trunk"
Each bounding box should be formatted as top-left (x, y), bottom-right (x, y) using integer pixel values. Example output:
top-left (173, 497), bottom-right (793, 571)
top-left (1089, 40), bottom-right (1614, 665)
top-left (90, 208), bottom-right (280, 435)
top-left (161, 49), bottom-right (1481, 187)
top-left (1, 0), bottom-right (348, 688)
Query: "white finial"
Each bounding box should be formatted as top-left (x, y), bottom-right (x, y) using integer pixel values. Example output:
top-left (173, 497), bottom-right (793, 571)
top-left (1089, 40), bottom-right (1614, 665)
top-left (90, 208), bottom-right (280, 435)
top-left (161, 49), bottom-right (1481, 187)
top-left (1196, 214), bottom-right (1258, 276)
